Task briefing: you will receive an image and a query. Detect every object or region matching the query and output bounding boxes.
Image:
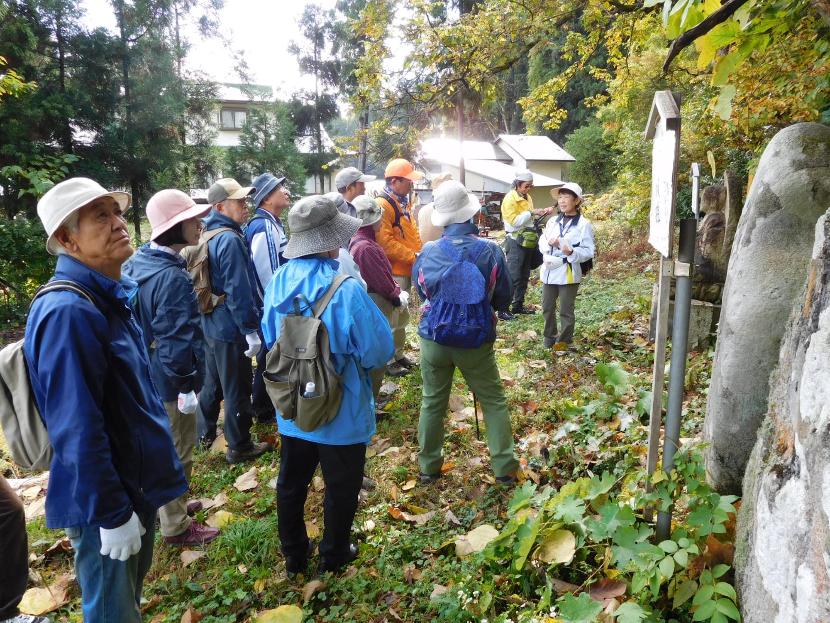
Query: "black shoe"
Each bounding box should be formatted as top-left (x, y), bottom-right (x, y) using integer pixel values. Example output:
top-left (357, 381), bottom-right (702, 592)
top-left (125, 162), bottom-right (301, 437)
top-left (419, 472), bottom-right (441, 485)
top-left (319, 543), bottom-right (358, 574)
top-left (254, 411), bottom-right (275, 424)
top-left (495, 473), bottom-right (518, 486)
top-left (396, 355), bottom-right (416, 369)
top-left (497, 310), bottom-right (516, 321)
top-left (386, 361), bottom-right (410, 377)
top-left (225, 441), bottom-right (272, 464)
top-left (511, 306), bottom-right (535, 315)
top-left (285, 541), bottom-right (314, 578)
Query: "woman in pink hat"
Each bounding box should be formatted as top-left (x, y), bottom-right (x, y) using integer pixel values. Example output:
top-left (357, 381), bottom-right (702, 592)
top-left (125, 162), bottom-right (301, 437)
top-left (122, 189), bottom-right (220, 546)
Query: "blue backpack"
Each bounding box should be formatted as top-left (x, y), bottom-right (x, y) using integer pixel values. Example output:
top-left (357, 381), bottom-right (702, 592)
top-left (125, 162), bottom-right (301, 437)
top-left (425, 237), bottom-right (493, 348)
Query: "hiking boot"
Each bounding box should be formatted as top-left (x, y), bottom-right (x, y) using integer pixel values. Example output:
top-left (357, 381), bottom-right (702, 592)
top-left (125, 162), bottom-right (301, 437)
top-left (285, 541), bottom-right (315, 578)
top-left (419, 472), bottom-right (441, 485)
top-left (510, 305), bottom-right (536, 315)
top-left (2, 616), bottom-right (53, 623)
top-left (361, 476), bottom-right (377, 491)
top-left (396, 355), bottom-right (416, 369)
top-left (497, 310), bottom-right (516, 321)
top-left (186, 500), bottom-right (203, 516)
top-left (226, 441), bottom-right (272, 464)
top-left (164, 522), bottom-right (220, 546)
top-left (319, 543), bottom-right (359, 574)
top-left (495, 473), bottom-right (518, 486)
top-left (386, 361), bottom-right (410, 377)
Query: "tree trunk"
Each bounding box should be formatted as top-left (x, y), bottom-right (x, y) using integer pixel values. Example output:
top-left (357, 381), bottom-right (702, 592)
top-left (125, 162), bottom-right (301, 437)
top-left (359, 109), bottom-right (368, 172)
top-left (55, 5), bottom-right (73, 153)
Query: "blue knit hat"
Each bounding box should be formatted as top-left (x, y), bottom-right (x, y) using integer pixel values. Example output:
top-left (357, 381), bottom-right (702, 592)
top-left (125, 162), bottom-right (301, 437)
top-left (251, 173), bottom-right (287, 209)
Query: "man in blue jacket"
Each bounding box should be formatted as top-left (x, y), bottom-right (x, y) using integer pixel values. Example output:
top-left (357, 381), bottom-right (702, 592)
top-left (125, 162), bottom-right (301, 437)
top-left (197, 178), bottom-right (272, 463)
top-left (261, 195), bottom-right (394, 576)
top-left (246, 172), bottom-right (290, 423)
top-left (413, 181), bottom-right (520, 485)
top-left (25, 177), bottom-right (188, 622)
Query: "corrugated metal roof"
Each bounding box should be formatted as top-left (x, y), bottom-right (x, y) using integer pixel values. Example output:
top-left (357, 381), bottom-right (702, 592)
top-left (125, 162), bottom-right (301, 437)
top-left (420, 137), bottom-right (512, 162)
top-left (497, 134), bottom-right (575, 162)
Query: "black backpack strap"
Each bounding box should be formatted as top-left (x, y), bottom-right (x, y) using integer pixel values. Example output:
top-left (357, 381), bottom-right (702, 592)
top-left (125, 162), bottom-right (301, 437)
top-left (312, 274), bottom-right (351, 319)
top-left (379, 192), bottom-right (405, 233)
top-left (32, 280), bottom-right (97, 310)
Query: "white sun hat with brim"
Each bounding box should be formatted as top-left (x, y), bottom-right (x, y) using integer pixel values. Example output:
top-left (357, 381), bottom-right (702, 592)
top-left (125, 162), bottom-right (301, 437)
top-left (352, 194), bottom-right (383, 227)
top-left (430, 180), bottom-right (481, 227)
top-left (37, 177), bottom-right (131, 255)
top-left (553, 181), bottom-right (584, 200)
top-left (283, 195), bottom-right (363, 259)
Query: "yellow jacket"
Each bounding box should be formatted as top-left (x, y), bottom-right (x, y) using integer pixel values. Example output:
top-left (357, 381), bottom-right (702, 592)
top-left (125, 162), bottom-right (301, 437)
top-left (376, 193), bottom-right (423, 277)
top-left (500, 189), bottom-right (534, 233)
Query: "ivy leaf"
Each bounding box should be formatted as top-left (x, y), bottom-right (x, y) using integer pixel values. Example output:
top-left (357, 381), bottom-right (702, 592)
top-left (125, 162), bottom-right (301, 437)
top-left (586, 502), bottom-right (636, 541)
top-left (557, 592), bottom-right (604, 623)
top-left (553, 495), bottom-right (586, 524)
top-left (614, 602), bottom-right (649, 623)
top-left (595, 362), bottom-right (630, 396)
top-left (586, 472), bottom-right (616, 500)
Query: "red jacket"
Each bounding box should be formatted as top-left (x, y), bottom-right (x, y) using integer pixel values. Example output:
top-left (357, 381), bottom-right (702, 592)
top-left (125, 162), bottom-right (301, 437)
top-left (349, 226), bottom-right (402, 304)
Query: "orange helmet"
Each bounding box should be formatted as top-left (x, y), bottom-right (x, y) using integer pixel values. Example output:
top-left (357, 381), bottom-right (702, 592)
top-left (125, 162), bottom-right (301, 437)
top-left (384, 158), bottom-right (424, 181)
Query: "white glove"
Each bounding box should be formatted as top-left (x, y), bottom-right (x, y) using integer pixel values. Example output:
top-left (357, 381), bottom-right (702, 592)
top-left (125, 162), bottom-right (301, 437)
top-left (398, 290), bottom-right (410, 307)
top-left (99, 512), bottom-right (145, 561)
top-left (244, 332), bottom-right (262, 358)
top-left (178, 391), bottom-right (198, 414)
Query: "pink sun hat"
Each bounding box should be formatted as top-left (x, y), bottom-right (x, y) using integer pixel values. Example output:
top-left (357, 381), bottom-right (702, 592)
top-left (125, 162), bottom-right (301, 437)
top-left (146, 189), bottom-right (210, 240)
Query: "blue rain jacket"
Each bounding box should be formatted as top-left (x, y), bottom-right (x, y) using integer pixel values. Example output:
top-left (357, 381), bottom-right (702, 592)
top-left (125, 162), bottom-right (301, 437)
top-left (413, 221), bottom-right (513, 345)
top-left (122, 244), bottom-right (205, 402)
top-left (261, 256), bottom-right (394, 445)
top-left (201, 210), bottom-right (260, 343)
top-left (24, 254), bottom-right (187, 530)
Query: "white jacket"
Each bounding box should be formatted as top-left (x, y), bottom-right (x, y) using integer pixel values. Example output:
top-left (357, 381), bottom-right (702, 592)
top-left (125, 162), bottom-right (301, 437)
top-left (539, 212), bottom-right (595, 285)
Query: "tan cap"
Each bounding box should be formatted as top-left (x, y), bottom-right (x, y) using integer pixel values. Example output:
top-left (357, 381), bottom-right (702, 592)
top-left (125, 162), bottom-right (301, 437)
top-left (207, 178), bottom-right (254, 205)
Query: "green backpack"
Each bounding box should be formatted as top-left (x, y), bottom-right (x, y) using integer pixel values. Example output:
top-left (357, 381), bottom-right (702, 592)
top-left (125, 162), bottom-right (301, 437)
top-left (263, 275), bottom-right (349, 432)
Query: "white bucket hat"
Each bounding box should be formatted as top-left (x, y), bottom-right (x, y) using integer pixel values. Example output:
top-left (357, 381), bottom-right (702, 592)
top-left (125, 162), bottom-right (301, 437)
top-left (430, 180), bottom-right (481, 227)
top-left (37, 177), bottom-right (131, 255)
top-left (555, 182), bottom-right (584, 200)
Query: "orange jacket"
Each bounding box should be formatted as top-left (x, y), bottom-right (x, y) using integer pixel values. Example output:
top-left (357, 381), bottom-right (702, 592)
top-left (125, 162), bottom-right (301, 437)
top-left (376, 193), bottom-right (423, 277)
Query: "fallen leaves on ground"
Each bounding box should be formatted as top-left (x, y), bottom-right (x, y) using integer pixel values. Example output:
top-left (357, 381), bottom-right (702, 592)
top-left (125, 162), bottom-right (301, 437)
top-left (206, 510), bottom-right (235, 528)
top-left (455, 524), bottom-right (499, 557)
top-left (19, 573), bottom-right (74, 615)
top-left (302, 579), bottom-right (326, 603)
top-left (254, 605), bottom-right (303, 623)
top-left (180, 550), bottom-right (206, 567)
top-left (209, 434), bottom-right (227, 454)
top-left (180, 607), bottom-right (203, 623)
top-left (234, 466), bottom-right (259, 491)
top-left (536, 529), bottom-right (576, 564)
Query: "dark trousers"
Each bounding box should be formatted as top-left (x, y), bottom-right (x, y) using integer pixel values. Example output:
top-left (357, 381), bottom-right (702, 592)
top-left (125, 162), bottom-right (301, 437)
top-left (542, 283), bottom-right (580, 345)
top-left (197, 335), bottom-right (254, 451)
top-left (251, 330), bottom-right (273, 421)
top-left (0, 476), bottom-right (28, 619)
top-left (505, 236), bottom-right (533, 309)
top-left (276, 435), bottom-right (365, 565)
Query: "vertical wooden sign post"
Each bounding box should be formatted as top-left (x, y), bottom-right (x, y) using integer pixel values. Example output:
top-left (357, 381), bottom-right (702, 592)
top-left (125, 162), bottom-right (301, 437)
top-left (644, 91), bottom-right (681, 523)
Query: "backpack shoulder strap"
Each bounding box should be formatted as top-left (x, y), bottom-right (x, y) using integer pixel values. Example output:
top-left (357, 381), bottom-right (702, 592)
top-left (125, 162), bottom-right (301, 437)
top-left (312, 274), bottom-right (351, 319)
top-left (32, 280), bottom-right (96, 310)
top-left (202, 226), bottom-right (241, 242)
top-left (378, 192), bottom-right (404, 231)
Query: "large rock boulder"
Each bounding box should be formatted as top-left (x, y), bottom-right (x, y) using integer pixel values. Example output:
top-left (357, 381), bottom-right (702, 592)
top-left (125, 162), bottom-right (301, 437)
top-left (704, 122), bottom-right (830, 494)
top-left (735, 210), bottom-right (830, 622)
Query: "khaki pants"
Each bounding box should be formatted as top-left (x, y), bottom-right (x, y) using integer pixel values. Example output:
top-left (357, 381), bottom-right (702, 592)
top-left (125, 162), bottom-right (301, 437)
top-left (159, 400), bottom-right (196, 537)
top-left (368, 293), bottom-right (398, 400)
top-left (418, 338), bottom-right (519, 478)
top-left (542, 283), bottom-right (580, 345)
top-left (391, 276), bottom-right (412, 361)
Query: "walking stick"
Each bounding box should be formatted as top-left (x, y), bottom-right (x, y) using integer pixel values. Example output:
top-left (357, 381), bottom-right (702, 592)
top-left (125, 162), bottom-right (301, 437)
top-left (473, 392), bottom-right (481, 440)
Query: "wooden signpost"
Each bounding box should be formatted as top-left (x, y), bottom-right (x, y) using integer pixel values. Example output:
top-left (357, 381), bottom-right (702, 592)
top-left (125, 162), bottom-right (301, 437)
top-left (644, 91), bottom-right (681, 523)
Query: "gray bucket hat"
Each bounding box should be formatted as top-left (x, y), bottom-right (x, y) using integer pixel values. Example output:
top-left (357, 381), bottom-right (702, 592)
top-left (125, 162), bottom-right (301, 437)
top-left (352, 195), bottom-right (383, 227)
top-left (283, 195), bottom-right (362, 259)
